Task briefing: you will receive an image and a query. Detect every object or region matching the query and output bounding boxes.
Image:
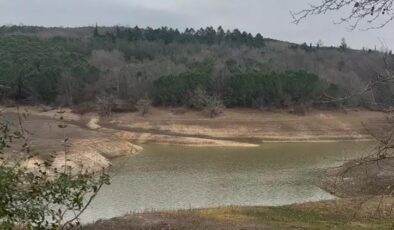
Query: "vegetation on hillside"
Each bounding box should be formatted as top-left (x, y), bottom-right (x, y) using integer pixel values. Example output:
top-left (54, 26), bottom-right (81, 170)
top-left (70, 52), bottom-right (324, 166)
top-left (0, 35), bottom-right (97, 104)
top-left (0, 25), bottom-right (393, 113)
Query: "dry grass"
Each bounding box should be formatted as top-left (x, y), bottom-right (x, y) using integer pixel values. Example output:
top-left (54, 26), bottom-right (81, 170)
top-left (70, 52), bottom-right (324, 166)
top-left (84, 197), bottom-right (394, 229)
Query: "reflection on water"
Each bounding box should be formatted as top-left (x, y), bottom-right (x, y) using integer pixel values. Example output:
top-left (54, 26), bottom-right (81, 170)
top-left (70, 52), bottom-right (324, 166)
top-left (81, 142), bottom-right (372, 223)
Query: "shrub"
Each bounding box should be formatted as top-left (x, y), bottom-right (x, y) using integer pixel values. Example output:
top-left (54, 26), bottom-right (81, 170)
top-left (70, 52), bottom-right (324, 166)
top-left (188, 87), bottom-right (209, 110)
top-left (0, 165), bottom-right (109, 229)
top-left (136, 97), bottom-right (152, 116)
top-left (203, 96), bottom-right (225, 118)
top-left (96, 93), bottom-right (115, 118)
top-left (0, 114), bottom-right (109, 229)
top-left (112, 99), bottom-right (138, 113)
top-left (72, 102), bottom-right (97, 114)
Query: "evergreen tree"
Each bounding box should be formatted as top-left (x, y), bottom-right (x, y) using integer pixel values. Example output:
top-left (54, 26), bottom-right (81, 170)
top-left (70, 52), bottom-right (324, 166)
top-left (339, 38), bottom-right (348, 51)
top-left (217, 26), bottom-right (225, 44)
top-left (254, 33), bottom-right (265, 48)
top-left (93, 23), bottom-right (99, 37)
top-left (115, 25), bottom-right (121, 38)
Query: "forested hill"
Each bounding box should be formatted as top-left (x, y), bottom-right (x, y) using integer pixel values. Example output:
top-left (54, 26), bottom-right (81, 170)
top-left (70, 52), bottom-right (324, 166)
top-left (0, 25), bottom-right (393, 112)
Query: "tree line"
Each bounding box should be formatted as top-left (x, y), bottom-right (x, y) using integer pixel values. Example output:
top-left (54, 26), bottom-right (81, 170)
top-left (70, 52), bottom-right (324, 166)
top-left (0, 26), bottom-right (392, 113)
top-left (0, 35), bottom-right (97, 104)
top-left (153, 65), bottom-right (341, 109)
top-left (94, 25), bottom-right (265, 47)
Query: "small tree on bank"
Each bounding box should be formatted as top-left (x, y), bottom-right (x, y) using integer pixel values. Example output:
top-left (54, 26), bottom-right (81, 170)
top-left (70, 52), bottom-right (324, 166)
top-left (0, 112), bottom-right (110, 229)
top-left (136, 96), bottom-right (152, 117)
top-left (97, 93), bottom-right (115, 118)
top-left (189, 88), bottom-right (225, 118)
top-left (204, 96), bottom-right (225, 118)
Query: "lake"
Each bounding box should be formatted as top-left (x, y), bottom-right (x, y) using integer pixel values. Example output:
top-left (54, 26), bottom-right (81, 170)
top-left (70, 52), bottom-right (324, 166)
top-left (81, 142), bottom-right (372, 223)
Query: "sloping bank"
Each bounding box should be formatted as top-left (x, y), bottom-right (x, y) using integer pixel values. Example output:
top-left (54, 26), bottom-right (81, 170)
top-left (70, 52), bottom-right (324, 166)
top-left (2, 106), bottom-right (257, 175)
top-left (321, 157), bottom-right (394, 198)
top-left (1, 107), bottom-right (143, 174)
top-left (1, 106), bottom-right (389, 174)
top-left (103, 108), bottom-right (387, 143)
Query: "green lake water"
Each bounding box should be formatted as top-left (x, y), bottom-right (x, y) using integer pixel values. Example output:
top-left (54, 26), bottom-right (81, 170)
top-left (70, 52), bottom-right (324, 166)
top-left (81, 142), bottom-right (373, 223)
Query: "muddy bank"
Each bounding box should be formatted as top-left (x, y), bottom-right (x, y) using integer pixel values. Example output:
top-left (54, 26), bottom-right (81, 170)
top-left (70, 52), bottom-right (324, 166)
top-left (0, 109), bottom-right (142, 174)
top-left (321, 157), bottom-right (394, 197)
top-left (1, 106), bottom-right (260, 147)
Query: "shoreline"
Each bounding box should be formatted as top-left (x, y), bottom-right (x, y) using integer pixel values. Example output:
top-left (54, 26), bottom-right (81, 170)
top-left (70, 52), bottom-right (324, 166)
top-left (0, 105), bottom-right (386, 174)
top-left (1, 106), bottom-right (390, 229)
top-left (84, 197), bottom-right (394, 229)
top-left (3, 105), bottom-right (383, 147)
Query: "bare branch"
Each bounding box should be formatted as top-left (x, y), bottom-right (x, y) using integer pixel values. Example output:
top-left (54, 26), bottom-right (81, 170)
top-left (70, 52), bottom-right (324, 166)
top-left (292, 0), bottom-right (394, 30)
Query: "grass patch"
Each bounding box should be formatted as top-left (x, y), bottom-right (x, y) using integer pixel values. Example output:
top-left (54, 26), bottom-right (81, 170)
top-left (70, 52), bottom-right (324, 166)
top-left (85, 198), bottom-right (394, 229)
top-left (191, 201), bottom-right (394, 229)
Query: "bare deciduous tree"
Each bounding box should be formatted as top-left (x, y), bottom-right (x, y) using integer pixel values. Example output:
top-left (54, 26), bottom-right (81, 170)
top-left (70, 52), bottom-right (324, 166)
top-left (292, 0), bottom-right (394, 30)
top-left (58, 72), bottom-right (77, 106)
top-left (293, 1), bottom-right (394, 216)
top-left (136, 96), bottom-right (152, 117)
top-left (97, 93), bottom-right (115, 118)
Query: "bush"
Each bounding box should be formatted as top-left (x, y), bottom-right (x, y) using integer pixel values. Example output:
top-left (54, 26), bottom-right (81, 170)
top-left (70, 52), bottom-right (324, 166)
top-left (171, 107), bottom-right (188, 115)
top-left (72, 102), bottom-right (97, 114)
top-left (0, 114), bottom-right (109, 229)
top-left (290, 103), bottom-right (308, 116)
top-left (112, 99), bottom-right (138, 113)
top-left (203, 96), bottom-right (225, 118)
top-left (188, 87), bottom-right (209, 110)
top-left (136, 97), bottom-right (152, 116)
top-left (188, 87), bottom-right (225, 118)
top-left (0, 165), bottom-right (109, 229)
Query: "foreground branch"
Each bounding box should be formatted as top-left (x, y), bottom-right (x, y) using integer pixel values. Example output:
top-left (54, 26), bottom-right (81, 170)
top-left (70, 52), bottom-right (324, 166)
top-left (292, 0), bottom-right (394, 30)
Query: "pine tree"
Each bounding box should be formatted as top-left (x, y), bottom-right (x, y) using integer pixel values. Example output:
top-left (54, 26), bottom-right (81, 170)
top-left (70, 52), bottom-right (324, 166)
top-left (254, 33), bottom-right (265, 48)
top-left (93, 23), bottom-right (99, 37)
top-left (339, 38), bottom-right (348, 51)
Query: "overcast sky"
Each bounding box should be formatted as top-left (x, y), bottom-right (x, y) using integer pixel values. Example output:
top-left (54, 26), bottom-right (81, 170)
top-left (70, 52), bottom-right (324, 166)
top-left (0, 0), bottom-right (393, 50)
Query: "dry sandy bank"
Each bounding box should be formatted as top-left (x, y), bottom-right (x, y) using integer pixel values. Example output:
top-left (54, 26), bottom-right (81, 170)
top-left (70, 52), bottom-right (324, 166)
top-left (0, 107), bottom-right (142, 173)
top-left (105, 107), bottom-right (387, 143)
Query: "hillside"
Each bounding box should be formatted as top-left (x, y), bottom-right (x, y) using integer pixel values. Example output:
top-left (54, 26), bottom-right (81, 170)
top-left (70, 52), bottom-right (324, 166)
top-left (0, 25), bottom-right (393, 111)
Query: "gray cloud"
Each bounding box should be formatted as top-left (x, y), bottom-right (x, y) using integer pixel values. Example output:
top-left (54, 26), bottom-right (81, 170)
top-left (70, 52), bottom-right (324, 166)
top-left (0, 0), bottom-right (392, 49)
